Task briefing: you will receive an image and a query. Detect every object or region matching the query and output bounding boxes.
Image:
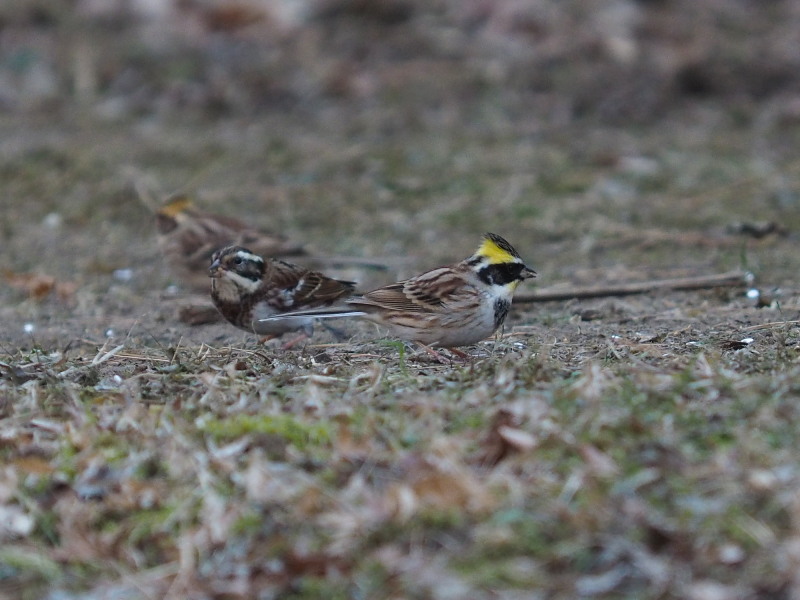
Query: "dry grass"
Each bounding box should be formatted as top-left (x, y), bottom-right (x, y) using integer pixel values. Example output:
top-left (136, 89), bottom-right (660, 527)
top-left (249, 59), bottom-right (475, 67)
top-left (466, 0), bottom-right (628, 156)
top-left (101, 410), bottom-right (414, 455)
top-left (2, 1), bottom-right (800, 598)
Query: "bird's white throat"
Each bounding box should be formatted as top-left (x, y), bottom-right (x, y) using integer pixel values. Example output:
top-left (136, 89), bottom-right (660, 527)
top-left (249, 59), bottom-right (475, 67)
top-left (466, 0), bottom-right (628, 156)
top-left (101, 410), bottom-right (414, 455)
top-left (215, 271), bottom-right (261, 299)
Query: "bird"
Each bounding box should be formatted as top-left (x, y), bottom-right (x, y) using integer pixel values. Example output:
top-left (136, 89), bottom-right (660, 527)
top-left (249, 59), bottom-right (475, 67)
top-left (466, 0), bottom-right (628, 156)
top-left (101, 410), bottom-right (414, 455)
top-left (208, 245), bottom-right (357, 343)
top-left (254, 233), bottom-right (536, 352)
top-left (156, 194), bottom-right (307, 290)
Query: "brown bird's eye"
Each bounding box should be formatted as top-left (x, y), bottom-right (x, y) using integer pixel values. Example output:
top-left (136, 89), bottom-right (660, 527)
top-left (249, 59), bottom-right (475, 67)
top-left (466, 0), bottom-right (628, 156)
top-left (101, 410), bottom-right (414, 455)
top-left (234, 257), bottom-right (243, 265)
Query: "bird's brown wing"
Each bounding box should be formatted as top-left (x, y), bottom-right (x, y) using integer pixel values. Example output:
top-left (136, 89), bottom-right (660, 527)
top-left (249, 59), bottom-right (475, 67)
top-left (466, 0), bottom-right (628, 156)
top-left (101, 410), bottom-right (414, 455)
top-left (353, 267), bottom-right (467, 314)
top-left (268, 260), bottom-right (356, 309)
top-left (158, 197), bottom-right (305, 259)
top-left (187, 208), bottom-right (305, 258)
top-left (236, 229), bottom-right (306, 258)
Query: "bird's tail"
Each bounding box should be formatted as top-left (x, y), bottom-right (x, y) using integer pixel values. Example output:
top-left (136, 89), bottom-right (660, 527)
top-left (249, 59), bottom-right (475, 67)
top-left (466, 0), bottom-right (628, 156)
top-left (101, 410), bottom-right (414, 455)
top-left (256, 306), bottom-right (367, 327)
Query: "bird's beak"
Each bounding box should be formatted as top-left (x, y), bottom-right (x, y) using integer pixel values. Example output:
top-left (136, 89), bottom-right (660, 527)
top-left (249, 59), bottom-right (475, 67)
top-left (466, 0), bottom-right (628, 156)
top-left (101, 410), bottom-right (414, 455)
top-left (522, 266), bottom-right (537, 279)
top-left (208, 259), bottom-right (222, 278)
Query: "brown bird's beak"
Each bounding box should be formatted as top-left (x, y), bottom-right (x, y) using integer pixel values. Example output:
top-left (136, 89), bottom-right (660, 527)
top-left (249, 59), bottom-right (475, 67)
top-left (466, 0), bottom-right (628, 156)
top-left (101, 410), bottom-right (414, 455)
top-left (208, 259), bottom-right (222, 278)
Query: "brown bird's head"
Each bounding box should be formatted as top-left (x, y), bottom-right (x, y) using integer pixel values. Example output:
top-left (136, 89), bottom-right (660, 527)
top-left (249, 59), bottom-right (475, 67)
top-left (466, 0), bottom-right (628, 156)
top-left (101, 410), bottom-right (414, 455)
top-left (155, 194), bottom-right (194, 235)
top-left (209, 246), bottom-right (265, 293)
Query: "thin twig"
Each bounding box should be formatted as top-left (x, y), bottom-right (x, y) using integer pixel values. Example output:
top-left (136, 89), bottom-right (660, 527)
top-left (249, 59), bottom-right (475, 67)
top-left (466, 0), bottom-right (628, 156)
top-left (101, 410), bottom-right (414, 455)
top-left (515, 270), bottom-right (749, 303)
top-left (91, 344), bottom-right (125, 366)
top-left (741, 320), bottom-right (800, 332)
top-left (114, 353), bottom-right (172, 363)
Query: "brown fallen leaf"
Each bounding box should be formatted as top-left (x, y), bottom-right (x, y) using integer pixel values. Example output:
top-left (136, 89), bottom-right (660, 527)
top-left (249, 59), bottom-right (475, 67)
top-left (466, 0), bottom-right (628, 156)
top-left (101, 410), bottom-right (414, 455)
top-left (475, 408), bottom-right (537, 467)
top-left (55, 280), bottom-right (78, 303)
top-left (11, 456), bottom-right (55, 476)
top-left (579, 444), bottom-right (620, 478)
top-left (4, 269), bottom-right (77, 303)
top-left (200, 2), bottom-right (266, 32)
top-left (386, 451), bottom-right (494, 519)
top-left (73, 460), bottom-right (120, 501)
top-left (5, 270), bottom-right (55, 300)
top-left (284, 548), bottom-right (352, 579)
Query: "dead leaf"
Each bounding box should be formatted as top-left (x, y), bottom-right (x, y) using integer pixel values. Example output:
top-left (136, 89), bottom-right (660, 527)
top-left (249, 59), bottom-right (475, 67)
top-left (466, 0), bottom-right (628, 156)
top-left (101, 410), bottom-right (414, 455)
top-left (579, 445), bottom-right (620, 478)
top-left (201, 2), bottom-right (265, 31)
top-left (55, 280), bottom-right (78, 302)
top-left (0, 467), bottom-right (20, 503)
top-left (686, 580), bottom-right (744, 600)
top-left (0, 361), bottom-right (38, 384)
top-left (74, 460), bottom-right (120, 501)
top-left (244, 450), bottom-right (313, 505)
top-left (498, 426), bottom-right (537, 453)
top-left (284, 548), bottom-right (351, 579)
top-left (12, 456), bottom-right (55, 475)
top-left (570, 362), bottom-right (620, 403)
top-left (387, 452), bottom-right (494, 519)
top-left (5, 270), bottom-right (56, 300)
top-left (476, 408), bottom-right (536, 466)
top-left (4, 270), bottom-right (76, 302)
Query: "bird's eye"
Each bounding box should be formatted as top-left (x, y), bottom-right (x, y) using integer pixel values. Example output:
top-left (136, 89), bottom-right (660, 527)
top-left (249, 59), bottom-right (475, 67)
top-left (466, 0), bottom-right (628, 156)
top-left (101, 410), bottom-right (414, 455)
top-left (233, 257), bottom-right (243, 265)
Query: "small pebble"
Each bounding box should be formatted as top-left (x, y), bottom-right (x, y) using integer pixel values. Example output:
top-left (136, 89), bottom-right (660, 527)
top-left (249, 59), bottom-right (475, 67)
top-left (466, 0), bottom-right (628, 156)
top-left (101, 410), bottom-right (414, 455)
top-left (113, 268), bottom-right (134, 282)
top-left (42, 212), bottom-right (63, 228)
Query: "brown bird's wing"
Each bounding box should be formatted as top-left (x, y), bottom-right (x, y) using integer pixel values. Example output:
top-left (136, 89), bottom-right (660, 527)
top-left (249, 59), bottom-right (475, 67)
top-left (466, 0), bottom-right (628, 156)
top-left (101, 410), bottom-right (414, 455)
top-left (268, 260), bottom-right (356, 310)
top-left (157, 196), bottom-right (305, 262)
top-left (352, 266), bottom-right (467, 314)
top-left (157, 199), bottom-right (240, 267)
top-left (185, 207), bottom-right (305, 258)
top-left (235, 228), bottom-right (306, 258)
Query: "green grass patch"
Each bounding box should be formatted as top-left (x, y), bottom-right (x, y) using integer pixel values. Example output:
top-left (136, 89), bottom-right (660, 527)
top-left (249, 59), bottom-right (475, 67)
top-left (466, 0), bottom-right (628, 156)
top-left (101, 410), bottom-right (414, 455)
top-left (198, 413), bottom-right (333, 450)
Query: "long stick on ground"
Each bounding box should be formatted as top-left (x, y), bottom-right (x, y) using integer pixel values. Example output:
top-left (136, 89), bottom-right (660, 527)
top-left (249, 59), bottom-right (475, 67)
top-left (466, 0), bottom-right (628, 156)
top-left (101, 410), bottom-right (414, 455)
top-left (514, 270), bottom-right (750, 303)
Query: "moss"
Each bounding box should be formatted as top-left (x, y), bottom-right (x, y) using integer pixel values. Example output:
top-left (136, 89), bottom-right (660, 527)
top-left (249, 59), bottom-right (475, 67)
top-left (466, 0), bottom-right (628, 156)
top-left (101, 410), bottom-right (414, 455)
top-left (0, 548), bottom-right (61, 584)
top-left (198, 413), bottom-right (332, 450)
top-left (32, 509), bottom-right (61, 546)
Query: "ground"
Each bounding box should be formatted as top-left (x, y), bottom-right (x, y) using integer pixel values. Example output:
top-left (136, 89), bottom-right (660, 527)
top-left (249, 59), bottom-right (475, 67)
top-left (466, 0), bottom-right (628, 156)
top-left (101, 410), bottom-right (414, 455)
top-left (2, 1), bottom-right (800, 599)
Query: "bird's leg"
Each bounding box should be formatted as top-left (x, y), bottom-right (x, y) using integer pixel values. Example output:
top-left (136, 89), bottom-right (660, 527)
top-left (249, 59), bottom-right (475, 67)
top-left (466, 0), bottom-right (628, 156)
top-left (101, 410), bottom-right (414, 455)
top-left (281, 332), bottom-right (309, 350)
top-left (415, 342), bottom-right (464, 364)
top-left (490, 326), bottom-right (506, 355)
top-left (447, 347), bottom-right (470, 360)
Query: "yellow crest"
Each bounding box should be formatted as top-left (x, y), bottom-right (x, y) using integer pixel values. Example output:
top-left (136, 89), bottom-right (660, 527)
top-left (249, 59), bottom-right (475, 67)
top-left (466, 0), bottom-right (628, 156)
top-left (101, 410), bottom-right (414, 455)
top-left (475, 233), bottom-right (521, 264)
top-left (157, 194), bottom-right (193, 218)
